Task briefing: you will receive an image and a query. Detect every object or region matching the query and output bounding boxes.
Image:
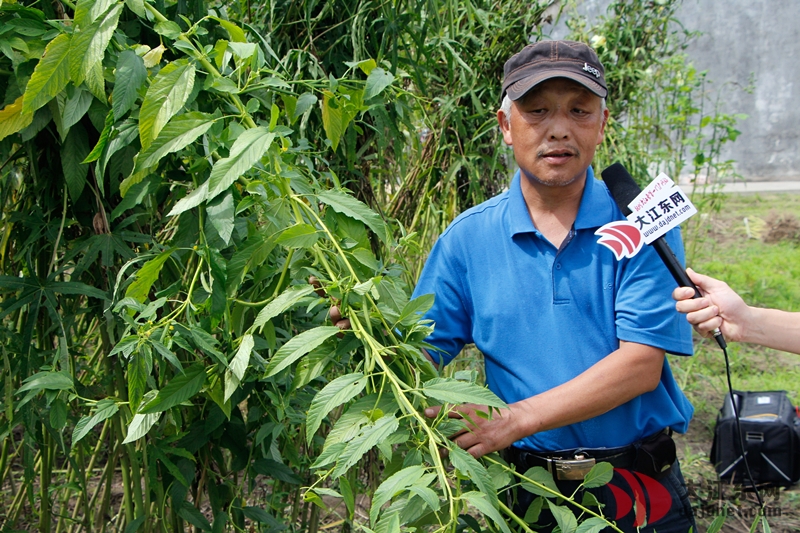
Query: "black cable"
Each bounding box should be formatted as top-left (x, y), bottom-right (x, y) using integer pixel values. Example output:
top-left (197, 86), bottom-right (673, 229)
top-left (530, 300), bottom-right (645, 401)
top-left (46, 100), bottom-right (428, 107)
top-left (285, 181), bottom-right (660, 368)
top-left (721, 344), bottom-right (765, 511)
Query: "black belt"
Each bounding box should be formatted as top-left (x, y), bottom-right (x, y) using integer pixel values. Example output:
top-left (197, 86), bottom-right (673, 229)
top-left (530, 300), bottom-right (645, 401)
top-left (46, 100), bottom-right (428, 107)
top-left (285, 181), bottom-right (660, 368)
top-left (506, 429), bottom-right (674, 481)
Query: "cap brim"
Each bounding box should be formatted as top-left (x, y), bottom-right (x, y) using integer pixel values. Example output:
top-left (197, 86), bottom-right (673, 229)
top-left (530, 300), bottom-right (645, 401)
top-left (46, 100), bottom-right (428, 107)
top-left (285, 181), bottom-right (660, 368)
top-left (506, 70), bottom-right (608, 100)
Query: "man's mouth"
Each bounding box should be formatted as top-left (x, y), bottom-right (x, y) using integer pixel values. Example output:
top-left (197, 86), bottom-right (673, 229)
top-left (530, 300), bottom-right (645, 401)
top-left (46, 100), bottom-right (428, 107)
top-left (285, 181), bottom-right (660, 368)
top-left (540, 149), bottom-right (576, 162)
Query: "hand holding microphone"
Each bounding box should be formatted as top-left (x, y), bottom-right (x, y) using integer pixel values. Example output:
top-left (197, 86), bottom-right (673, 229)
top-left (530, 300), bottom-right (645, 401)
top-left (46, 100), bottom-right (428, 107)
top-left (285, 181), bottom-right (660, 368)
top-left (600, 162), bottom-right (727, 349)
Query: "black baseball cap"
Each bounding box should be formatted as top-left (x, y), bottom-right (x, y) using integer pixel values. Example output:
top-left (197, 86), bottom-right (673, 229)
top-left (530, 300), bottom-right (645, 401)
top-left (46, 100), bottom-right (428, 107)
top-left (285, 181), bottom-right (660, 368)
top-left (501, 40), bottom-right (608, 101)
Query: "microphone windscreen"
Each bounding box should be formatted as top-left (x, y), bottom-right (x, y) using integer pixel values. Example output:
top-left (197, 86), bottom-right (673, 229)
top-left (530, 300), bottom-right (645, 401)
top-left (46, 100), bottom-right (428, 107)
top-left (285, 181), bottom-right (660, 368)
top-left (601, 162), bottom-right (642, 216)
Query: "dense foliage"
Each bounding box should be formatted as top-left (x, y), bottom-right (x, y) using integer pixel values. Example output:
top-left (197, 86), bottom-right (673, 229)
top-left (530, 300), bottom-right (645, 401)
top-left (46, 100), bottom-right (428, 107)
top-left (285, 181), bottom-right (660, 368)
top-left (0, 1), bottom-right (742, 532)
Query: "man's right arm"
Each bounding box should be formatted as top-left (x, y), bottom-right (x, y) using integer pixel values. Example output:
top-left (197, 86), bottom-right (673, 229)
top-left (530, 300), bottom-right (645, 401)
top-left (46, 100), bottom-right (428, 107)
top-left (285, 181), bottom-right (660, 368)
top-left (673, 268), bottom-right (800, 354)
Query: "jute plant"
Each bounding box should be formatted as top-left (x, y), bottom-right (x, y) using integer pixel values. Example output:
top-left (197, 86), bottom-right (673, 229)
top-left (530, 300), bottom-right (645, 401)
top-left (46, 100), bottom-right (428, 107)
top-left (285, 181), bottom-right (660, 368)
top-left (0, 0), bottom-right (745, 532)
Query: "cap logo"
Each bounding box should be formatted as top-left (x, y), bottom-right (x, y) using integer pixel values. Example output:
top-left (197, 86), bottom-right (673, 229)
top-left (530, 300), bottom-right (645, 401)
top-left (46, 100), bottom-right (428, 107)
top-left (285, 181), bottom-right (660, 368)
top-left (582, 63), bottom-right (601, 78)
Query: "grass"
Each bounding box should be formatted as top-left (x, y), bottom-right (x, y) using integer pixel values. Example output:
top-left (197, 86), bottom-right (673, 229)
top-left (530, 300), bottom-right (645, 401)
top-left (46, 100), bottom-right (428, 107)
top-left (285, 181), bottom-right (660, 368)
top-left (673, 192), bottom-right (800, 532)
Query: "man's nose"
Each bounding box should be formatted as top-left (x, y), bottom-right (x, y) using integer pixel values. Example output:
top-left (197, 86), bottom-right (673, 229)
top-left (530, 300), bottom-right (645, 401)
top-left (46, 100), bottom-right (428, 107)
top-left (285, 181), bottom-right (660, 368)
top-left (548, 112), bottom-right (571, 140)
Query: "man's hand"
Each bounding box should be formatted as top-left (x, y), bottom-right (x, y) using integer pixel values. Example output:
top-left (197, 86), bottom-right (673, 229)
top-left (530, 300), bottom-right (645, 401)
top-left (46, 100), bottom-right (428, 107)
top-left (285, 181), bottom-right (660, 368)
top-left (309, 276), bottom-right (351, 333)
top-left (425, 403), bottom-right (527, 459)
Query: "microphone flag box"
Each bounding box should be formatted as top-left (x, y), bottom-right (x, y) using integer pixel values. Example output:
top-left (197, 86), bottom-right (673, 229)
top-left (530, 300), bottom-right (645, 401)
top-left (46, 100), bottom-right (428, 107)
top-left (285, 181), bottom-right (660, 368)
top-left (711, 390), bottom-right (800, 488)
top-left (625, 173), bottom-right (697, 245)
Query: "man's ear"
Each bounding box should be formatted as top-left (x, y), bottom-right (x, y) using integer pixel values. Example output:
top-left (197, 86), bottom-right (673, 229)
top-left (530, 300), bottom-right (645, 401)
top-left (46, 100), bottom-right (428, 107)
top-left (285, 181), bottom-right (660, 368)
top-left (596, 107), bottom-right (609, 146)
top-left (497, 109), bottom-right (513, 146)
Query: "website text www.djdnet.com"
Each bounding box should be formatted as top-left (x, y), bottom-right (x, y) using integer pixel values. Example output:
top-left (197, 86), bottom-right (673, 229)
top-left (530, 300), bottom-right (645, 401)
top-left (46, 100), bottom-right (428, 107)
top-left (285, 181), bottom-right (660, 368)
top-left (642, 204), bottom-right (693, 238)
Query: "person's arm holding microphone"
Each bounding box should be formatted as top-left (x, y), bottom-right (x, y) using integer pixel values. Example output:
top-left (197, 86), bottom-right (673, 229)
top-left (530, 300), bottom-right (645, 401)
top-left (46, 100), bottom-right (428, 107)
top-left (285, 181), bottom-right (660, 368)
top-left (673, 268), bottom-right (800, 354)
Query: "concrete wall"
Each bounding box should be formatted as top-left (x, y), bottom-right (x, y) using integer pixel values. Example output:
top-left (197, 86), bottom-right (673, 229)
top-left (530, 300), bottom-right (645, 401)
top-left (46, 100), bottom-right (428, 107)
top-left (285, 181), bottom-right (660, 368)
top-left (546, 0), bottom-right (800, 181)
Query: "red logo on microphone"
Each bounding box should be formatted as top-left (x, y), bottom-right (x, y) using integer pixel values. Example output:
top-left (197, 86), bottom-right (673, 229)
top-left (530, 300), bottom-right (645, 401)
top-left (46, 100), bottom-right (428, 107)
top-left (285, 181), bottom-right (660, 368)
top-left (595, 221), bottom-right (643, 260)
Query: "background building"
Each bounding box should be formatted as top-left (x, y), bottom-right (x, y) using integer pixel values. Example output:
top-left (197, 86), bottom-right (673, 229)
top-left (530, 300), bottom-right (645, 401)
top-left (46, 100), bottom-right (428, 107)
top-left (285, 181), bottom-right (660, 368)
top-left (547, 0), bottom-right (800, 182)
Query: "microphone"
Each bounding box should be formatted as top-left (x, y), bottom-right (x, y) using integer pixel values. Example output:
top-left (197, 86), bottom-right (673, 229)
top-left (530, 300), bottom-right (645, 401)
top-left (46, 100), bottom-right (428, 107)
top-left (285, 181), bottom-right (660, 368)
top-left (600, 162), bottom-right (727, 350)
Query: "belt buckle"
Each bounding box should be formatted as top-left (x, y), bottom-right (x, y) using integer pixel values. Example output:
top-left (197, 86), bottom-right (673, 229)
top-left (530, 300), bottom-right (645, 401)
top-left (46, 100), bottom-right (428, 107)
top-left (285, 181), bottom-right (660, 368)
top-left (552, 454), bottom-right (596, 481)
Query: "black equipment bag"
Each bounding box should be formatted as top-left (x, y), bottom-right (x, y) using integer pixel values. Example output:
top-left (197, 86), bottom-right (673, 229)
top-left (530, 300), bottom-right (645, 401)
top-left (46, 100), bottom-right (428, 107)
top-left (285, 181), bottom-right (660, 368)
top-left (710, 390), bottom-right (800, 487)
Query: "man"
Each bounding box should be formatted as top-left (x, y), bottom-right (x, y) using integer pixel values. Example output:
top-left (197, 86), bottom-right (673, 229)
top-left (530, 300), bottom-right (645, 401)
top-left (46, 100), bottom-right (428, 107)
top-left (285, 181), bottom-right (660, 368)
top-left (412, 41), bottom-right (697, 532)
top-left (674, 268), bottom-right (800, 354)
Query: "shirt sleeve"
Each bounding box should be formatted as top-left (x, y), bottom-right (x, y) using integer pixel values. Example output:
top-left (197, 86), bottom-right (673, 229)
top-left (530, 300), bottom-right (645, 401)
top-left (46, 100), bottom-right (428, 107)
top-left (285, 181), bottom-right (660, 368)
top-left (614, 226), bottom-right (694, 356)
top-left (411, 234), bottom-right (473, 366)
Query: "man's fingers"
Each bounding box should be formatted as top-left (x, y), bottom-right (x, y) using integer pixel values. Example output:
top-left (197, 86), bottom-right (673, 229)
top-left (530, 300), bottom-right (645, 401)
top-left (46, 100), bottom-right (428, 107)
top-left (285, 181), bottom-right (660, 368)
top-left (424, 406), bottom-right (442, 418)
top-left (335, 318), bottom-right (351, 330)
top-left (308, 276), bottom-right (326, 297)
top-left (330, 305), bottom-right (342, 322)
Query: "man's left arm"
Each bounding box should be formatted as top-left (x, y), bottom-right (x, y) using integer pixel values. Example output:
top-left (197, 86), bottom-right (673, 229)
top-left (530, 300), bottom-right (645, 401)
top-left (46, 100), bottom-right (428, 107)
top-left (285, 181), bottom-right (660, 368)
top-left (426, 340), bottom-right (664, 458)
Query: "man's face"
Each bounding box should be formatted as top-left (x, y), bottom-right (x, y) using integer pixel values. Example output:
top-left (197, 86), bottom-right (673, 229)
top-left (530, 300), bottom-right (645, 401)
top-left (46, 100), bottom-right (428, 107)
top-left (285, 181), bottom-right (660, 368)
top-left (498, 78), bottom-right (608, 189)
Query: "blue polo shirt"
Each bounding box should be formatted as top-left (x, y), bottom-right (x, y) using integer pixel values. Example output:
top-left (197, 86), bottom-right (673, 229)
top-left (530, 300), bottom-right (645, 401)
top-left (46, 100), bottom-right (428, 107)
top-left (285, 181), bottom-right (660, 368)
top-left (412, 167), bottom-right (694, 452)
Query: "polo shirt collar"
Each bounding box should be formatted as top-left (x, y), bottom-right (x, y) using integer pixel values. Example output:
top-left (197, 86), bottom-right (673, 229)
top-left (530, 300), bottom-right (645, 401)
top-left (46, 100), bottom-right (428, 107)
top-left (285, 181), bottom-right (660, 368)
top-left (507, 166), bottom-right (618, 237)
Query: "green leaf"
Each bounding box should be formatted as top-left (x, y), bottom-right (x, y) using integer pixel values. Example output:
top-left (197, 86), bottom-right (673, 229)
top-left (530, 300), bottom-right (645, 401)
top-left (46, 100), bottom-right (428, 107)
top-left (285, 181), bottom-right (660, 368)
top-left (139, 60), bottom-right (196, 149)
top-left (311, 442), bottom-right (346, 469)
top-left (139, 364), bottom-right (206, 414)
top-left (125, 250), bottom-right (175, 303)
top-left (178, 501), bottom-right (211, 531)
top-left (113, 50), bottom-right (147, 120)
top-left (84, 109), bottom-right (115, 164)
top-left (331, 414), bottom-right (399, 478)
top-left (74, 0), bottom-right (116, 28)
top-left (582, 461), bottom-right (613, 488)
top-left (276, 223), bottom-right (319, 249)
top-left (240, 507), bottom-right (282, 527)
top-left (370, 465), bottom-right (426, 525)
top-left (293, 92), bottom-right (317, 121)
top-left (166, 181), bottom-right (209, 217)
top-left (252, 285), bottom-right (315, 332)
top-left (706, 513), bottom-right (726, 533)
top-left (23, 33), bottom-right (71, 114)
top-left (423, 378), bottom-right (507, 409)
top-left (207, 127), bottom-right (274, 201)
top-left (50, 398), bottom-right (68, 430)
top-left (345, 58), bottom-right (377, 75)
top-left (321, 91), bottom-right (344, 151)
top-left (210, 17), bottom-right (246, 42)
top-left (154, 21), bottom-right (182, 39)
top-left (548, 502), bottom-right (577, 533)
top-left (265, 326), bottom-right (340, 377)
top-left (375, 512), bottom-right (401, 533)
top-left (0, 96), bottom-right (33, 142)
top-left (122, 411), bottom-right (161, 444)
top-left (306, 373), bottom-right (366, 445)
top-left (128, 346), bottom-right (150, 410)
top-left (110, 175), bottom-right (158, 221)
top-left (521, 466), bottom-right (560, 498)
top-left (317, 189), bottom-right (389, 244)
top-left (48, 281), bottom-right (108, 299)
top-left (124, 0), bottom-right (146, 17)
top-left (364, 68), bottom-right (394, 100)
top-left (396, 294), bottom-right (434, 326)
top-left (18, 372), bottom-right (73, 394)
top-left (62, 124), bottom-right (91, 201)
top-left (73, 398), bottom-right (118, 444)
top-left (461, 492), bottom-right (512, 533)
top-left (575, 517), bottom-right (612, 533)
top-left (252, 459), bottom-right (302, 484)
top-left (524, 496), bottom-right (544, 524)
top-left (229, 334), bottom-right (253, 382)
top-left (448, 446), bottom-right (498, 509)
top-left (61, 87), bottom-right (93, 132)
top-left (69, 3), bottom-right (123, 86)
top-left (324, 394), bottom-right (397, 448)
top-left (150, 340), bottom-right (183, 373)
top-left (206, 192), bottom-right (234, 246)
top-left (340, 477), bottom-right (355, 519)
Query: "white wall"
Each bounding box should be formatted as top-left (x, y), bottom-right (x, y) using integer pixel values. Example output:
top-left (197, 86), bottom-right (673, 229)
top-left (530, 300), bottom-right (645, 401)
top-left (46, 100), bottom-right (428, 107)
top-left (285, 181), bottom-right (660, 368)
top-left (546, 0), bottom-right (800, 181)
